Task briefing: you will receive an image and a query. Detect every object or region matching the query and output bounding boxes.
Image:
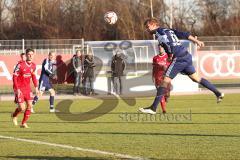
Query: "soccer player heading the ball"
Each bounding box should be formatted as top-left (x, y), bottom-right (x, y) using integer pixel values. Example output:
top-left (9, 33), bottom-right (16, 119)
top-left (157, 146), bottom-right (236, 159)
top-left (139, 18), bottom-right (224, 115)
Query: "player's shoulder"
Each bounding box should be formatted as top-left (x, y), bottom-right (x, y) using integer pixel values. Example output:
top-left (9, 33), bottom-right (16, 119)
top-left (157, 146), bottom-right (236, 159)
top-left (16, 61), bottom-right (25, 68)
top-left (156, 52), bottom-right (167, 58)
top-left (33, 62), bottom-right (37, 66)
top-left (162, 52), bottom-right (168, 58)
top-left (17, 60), bottom-right (24, 64)
top-left (42, 58), bottom-right (47, 62)
top-left (30, 62), bottom-right (37, 69)
top-left (157, 27), bottom-right (170, 34)
top-left (153, 54), bottom-right (159, 60)
top-left (156, 28), bottom-right (165, 34)
top-left (13, 61), bottom-right (23, 72)
top-left (31, 62), bottom-right (36, 66)
top-left (153, 54), bottom-right (162, 63)
top-left (18, 60), bottom-right (25, 65)
top-left (41, 58), bottom-right (47, 64)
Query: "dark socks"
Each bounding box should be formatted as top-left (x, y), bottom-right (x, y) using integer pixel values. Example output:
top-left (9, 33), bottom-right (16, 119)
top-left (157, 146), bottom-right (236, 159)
top-left (151, 87), bottom-right (167, 111)
top-left (32, 96), bottom-right (39, 105)
top-left (50, 96), bottom-right (54, 109)
top-left (200, 78), bottom-right (221, 97)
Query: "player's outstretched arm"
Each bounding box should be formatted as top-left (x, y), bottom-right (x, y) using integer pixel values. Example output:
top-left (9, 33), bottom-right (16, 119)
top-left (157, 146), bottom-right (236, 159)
top-left (188, 35), bottom-right (205, 48)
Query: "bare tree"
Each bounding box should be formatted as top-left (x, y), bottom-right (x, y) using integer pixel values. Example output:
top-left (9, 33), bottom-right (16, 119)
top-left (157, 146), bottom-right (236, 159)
top-left (1, 0), bottom-right (239, 39)
top-left (0, 0), bottom-right (10, 39)
top-left (197, 0), bottom-right (232, 36)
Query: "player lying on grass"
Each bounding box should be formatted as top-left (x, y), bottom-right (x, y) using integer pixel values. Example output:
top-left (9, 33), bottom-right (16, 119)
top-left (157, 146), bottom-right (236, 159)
top-left (32, 51), bottom-right (59, 113)
top-left (139, 18), bottom-right (224, 115)
top-left (12, 48), bottom-right (39, 128)
top-left (152, 45), bottom-right (172, 113)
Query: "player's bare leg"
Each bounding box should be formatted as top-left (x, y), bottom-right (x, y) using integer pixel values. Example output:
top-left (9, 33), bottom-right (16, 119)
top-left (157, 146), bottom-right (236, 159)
top-left (12, 103), bottom-right (25, 126)
top-left (20, 100), bottom-right (32, 128)
top-left (188, 73), bottom-right (224, 103)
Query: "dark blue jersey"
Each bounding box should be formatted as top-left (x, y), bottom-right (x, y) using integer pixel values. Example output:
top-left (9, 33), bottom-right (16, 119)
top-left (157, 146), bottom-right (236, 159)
top-left (39, 58), bottom-right (56, 82)
top-left (155, 28), bottom-right (190, 57)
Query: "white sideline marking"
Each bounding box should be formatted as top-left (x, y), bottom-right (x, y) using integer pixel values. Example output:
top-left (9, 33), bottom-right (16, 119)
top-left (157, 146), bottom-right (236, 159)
top-left (0, 135), bottom-right (147, 160)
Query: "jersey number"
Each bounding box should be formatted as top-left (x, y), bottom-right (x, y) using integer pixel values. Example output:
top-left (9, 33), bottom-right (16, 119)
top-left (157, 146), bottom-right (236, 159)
top-left (169, 31), bottom-right (180, 45)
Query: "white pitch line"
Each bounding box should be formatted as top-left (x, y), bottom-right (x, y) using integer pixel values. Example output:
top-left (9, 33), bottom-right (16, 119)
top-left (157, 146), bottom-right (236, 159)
top-left (0, 135), bottom-right (147, 160)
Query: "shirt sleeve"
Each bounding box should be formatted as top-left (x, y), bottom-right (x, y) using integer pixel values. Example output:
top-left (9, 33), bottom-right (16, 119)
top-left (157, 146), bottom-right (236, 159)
top-left (31, 65), bottom-right (38, 88)
top-left (44, 59), bottom-right (53, 75)
top-left (12, 63), bottom-right (21, 91)
top-left (172, 29), bottom-right (190, 39)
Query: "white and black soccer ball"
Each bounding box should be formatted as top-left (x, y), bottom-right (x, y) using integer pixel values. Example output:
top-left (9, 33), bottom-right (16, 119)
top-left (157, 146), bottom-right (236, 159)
top-left (104, 11), bottom-right (118, 25)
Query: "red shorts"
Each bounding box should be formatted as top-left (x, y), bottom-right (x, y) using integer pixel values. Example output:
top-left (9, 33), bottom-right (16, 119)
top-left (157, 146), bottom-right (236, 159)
top-left (15, 89), bottom-right (33, 104)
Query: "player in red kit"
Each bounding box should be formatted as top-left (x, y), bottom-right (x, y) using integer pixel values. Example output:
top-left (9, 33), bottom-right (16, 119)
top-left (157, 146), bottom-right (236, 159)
top-left (12, 48), bottom-right (39, 128)
top-left (152, 45), bottom-right (172, 113)
top-left (14, 53), bottom-right (27, 105)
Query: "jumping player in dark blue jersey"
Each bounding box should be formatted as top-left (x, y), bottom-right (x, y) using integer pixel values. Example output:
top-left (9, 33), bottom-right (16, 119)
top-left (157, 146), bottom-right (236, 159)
top-left (32, 51), bottom-right (59, 113)
top-left (139, 18), bottom-right (224, 114)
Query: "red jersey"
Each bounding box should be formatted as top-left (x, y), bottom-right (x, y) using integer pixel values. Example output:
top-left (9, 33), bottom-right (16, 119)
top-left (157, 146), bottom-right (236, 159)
top-left (12, 60), bottom-right (26, 92)
top-left (152, 53), bottom-right (171, 86)
top-left (18, 60), bottom-right (25, 64)
top-left (13, 61), bottom-right (38, 92)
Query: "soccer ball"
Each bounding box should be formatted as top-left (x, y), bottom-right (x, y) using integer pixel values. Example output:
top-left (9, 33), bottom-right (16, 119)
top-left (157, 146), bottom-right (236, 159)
top-left (104, 11), bottom-right (118, 25)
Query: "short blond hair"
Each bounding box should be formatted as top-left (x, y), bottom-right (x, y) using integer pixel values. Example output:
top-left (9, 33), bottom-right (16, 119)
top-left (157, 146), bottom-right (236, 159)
top-left (144, 18), bottom-right (160, 27)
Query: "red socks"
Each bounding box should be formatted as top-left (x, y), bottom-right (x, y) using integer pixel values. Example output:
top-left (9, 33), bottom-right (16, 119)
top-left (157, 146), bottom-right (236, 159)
top-left (160, 97), bottom-right (166, 113)
top-left (21, 109), bottom-right (31, 125)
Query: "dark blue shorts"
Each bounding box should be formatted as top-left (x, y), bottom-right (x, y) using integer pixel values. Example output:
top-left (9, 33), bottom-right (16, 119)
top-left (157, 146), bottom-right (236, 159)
top-left (39, 79), bottom-right (53, 91)
top-left (165, 53), bottom-right (196, 79)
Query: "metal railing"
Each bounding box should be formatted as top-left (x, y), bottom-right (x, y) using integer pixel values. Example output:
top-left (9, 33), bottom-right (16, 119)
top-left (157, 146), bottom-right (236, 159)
top-left (0, 37), bottom-right (239, 54)
top-left (0, 39), bottom-right (84, 54)
top-left (198, 36), bottom-right (240, 51)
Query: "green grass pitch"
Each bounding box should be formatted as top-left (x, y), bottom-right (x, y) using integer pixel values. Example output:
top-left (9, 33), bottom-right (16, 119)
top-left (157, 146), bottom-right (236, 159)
top-left (0, 93), bottom-right (240, 160)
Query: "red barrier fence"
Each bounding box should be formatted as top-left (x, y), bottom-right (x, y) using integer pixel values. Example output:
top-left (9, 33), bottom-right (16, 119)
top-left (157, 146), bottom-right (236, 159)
top-left (198, 50), bottom-right (240, 79)
top-left (0, 54), bottom-right (74, 86)
top-left (1, 50), bottom-right (240, 88)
